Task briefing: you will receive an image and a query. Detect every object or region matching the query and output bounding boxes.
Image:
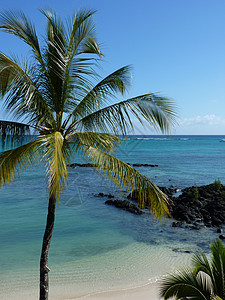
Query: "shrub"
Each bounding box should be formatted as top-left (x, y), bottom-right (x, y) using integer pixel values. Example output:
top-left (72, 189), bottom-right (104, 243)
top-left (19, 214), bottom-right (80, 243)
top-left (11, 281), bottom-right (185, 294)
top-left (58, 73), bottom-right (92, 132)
top-left (187, 187), bottom-right (199, 199)
top-left (214, 178), bottom-right (222, 191)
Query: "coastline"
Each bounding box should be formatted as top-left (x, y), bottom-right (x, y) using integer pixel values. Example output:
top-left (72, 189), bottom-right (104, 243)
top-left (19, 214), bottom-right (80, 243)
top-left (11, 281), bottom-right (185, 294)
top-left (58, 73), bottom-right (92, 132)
top-left (75, 282), bottom-right (160, 300)
top-left (1, 281), bottom-right (161, 300)
top-left (1, 242), bottom-right (192, 300)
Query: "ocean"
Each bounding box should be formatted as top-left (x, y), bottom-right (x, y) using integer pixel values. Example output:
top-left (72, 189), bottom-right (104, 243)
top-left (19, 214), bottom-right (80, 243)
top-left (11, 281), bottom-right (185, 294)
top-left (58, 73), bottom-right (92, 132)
top-left (0, 135), bottom-right (225, 298)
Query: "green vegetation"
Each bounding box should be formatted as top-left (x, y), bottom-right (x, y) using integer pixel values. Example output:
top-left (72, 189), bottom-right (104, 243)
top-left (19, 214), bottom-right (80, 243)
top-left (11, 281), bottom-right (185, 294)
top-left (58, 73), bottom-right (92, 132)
top-left (160, 239), bottom-right (225, 300)
top-left (221, 190), bottom-right (225, 199)
top-left (0, 8), bottom-right (176, 300)
top-left (187, 187), bottom-right (199, 199)
top-left (214, 178), bottom-right (222, 190)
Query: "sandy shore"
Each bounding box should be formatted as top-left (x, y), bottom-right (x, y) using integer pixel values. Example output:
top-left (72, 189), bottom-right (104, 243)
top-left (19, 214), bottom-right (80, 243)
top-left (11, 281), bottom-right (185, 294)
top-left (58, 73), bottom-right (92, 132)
top-left (1, 282), bottom-right (161, 300)
top-left (75, 283), bottom-right (160, 300)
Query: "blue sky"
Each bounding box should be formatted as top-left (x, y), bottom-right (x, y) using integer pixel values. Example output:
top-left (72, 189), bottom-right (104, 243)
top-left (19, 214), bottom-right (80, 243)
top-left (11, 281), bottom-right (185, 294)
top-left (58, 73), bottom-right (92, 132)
top-left (0, 0), bottom-right (225, 135)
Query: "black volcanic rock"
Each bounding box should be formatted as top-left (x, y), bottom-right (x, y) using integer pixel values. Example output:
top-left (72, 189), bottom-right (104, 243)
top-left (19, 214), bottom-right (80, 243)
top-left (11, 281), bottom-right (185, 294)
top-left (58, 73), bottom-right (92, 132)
top-left (126, 182), bottom-right (225, 230)
top-left (100, 181), bottom-right (225, 232)
top-left (172, 221), bottom-right (183, 228)
top-left (105, 200), bottom-right (143, 215)
top-left (171, 183), bottom-right (225, 228)
top-left (69, 163), bottom-right (96, 167)
top-left (94, 193), bottom-right (114, 198)
top-left (132, 163), bottom-right (158, 167)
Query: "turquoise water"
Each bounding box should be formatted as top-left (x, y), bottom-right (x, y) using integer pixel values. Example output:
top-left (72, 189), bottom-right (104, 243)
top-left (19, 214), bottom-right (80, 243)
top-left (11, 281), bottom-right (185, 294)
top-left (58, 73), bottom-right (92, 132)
top-left (1, 135), bottom-right (225, 297)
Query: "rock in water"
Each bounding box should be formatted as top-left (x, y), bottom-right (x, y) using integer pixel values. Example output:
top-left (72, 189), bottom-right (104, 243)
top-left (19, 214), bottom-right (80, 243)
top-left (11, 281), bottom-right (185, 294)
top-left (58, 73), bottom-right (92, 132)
top-left (105, 200), bottom-right (143, 215)
top-left (69, 163), bottom-right (96, 167)
top-left (132, 163), bottom-right (158, 167)
top-left (172, 183), bottom-right (225, 228)
top-left (94, 193), bottom-right (115, 198)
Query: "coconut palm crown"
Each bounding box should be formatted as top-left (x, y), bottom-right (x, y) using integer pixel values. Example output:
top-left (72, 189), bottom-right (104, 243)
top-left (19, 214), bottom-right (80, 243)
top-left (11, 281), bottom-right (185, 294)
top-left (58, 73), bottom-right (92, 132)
top-left (160, 239), bottom-right (225, 300)
top-left (0, 8), bottom-right (176, 300)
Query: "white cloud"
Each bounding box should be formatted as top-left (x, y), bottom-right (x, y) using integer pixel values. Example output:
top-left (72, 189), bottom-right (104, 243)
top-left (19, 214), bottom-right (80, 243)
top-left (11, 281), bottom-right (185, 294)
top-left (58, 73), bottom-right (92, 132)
top-left (125, 114), bottom-right (225, 135)
top-left (179, 114), bottom-right (225, 127)
top-left (173, 114), bottom-right (225, 135)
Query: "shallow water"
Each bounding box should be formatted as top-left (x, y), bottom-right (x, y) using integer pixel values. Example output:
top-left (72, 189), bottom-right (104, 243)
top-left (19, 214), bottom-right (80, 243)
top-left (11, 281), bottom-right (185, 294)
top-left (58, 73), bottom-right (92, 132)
top-left (0, 135), bottom-right (224, 296)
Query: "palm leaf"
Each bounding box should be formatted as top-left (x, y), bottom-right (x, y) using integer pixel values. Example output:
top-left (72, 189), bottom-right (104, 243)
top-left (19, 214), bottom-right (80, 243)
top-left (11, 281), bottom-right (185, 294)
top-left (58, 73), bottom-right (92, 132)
top-left (211, 296), bottom-right (223, 300)
top-left (66, 8), bottom-right (101, 58)
top-left (42, 132), bottom-right (70, 202)
top-left (41, 9), bottom-right (67, 119)
top-left (74, 93), bottom-right (176, 135)
top-left (64, 65), bottom-right (131, 131)
top-left (0, 52), bottom-right (55, 126)
top-left (62, 8), bottom-right (102, 114)
top-left (160, 269), bottom-right (212, 300)
top-left (192, 251), bottom-right (215, 287)
top-left (0, 132), bottom-right (70, 202)
top-left (42, 9), bottom-right (101, 118)
top-left (70, 143), bottom-right (171, 217)
top-left (81, 36), bottom-right (102, 55)
top-left (0, 137), bottom-right (43, 186)
top-left (40, 9), bottom-right (102, 127)
top-left (210, 239), bottom-right (225, 298)
top-left (192, 252), bottom-right (212, 276)
top-left (0, 10), bottom-right (45, 68)
top-left (67, 132), bottom-right (120, 153)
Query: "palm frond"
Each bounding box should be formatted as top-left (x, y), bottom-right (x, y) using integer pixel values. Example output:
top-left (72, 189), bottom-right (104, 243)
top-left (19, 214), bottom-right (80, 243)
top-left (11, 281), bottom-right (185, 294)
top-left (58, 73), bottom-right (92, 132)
top-left (211, 296), bottom-right (223, 300)
top-left (0, 132), bottom-right (70, 202)
top-left (74, 93), bottom-right (176, 135)
top-left (67, 131), bottom-right (120, 153)
top-left (42, 132), bottom-right (70, 202)
top-left (0, 137), bottom-right (42, 186)
top-left (192, 250), bottom-right (216, 294)
top-left (0, 120), bottom-right (30, 147)
top-left (210, 239), bottom-right (225, 298)
top-left (71, 143), bottom-right (170, 218)
top-left (62, 57), bottom-right (101, 116)
top-left (0, 52), bottom-right (55, 126)
top-left (66, 8), bottom-right (100, 57)
top-left (64, 66), bottom-right (132, 129)
top-left (0, 10), bottom-right (45, 68)
top-left (81, 36), bottom-right (102, 56)
top-left (40, 9), bottom-right (102, 126)
top-left (160, 269), bottom-right (212, 300)
top-left (40, 9), bottom-right (68, 123)
top-left (192, 251), bottom-right (212, 275)
top-left (62, 9), bottom-right (102, 119)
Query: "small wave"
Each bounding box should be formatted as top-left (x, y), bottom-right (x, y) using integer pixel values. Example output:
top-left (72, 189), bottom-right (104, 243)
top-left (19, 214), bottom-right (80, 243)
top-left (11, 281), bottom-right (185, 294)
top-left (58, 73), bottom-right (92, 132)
top-left (179, 138), bottom-right (189, 140)
top-left (220, 139), bottom-right (225, 142)
top-left (135, 138), bottom-right (170, 141)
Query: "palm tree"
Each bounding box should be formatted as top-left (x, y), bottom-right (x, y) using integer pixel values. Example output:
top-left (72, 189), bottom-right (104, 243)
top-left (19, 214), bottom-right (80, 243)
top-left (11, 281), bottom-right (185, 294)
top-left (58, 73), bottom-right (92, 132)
top-left (0, 8), bottom-right (176, 300)
top-left (160, 239), bottom-right (225, 300)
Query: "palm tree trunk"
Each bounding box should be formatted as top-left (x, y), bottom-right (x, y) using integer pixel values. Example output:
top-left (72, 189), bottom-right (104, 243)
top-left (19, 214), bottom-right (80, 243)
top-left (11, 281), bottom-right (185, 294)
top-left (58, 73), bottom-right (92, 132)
top-left (39, 195), bottom-right (56, 300)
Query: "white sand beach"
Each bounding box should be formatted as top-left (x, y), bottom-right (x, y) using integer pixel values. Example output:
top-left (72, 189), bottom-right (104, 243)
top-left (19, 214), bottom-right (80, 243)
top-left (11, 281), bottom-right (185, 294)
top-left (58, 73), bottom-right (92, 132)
top-left (1, 282), bottom-right (161, 300)
top-left (75, 283), bottom-right (160, 300)
top-left (1, 241), bottom-right (192, 300)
